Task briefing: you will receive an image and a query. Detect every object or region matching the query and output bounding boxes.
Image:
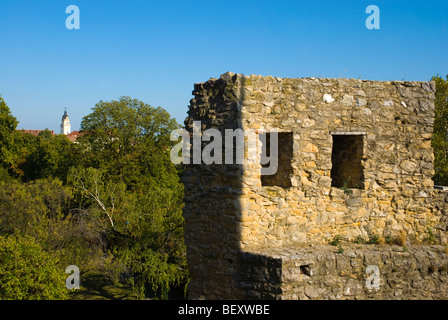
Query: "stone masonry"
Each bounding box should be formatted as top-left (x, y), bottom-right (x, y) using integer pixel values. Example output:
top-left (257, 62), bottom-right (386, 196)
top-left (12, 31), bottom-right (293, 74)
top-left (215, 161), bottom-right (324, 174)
top-left (182, 72), bottom-right (448, 299)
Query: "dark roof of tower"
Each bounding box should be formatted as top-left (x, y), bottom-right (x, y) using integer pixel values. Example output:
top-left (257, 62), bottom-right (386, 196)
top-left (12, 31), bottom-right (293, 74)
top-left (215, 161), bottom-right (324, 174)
top-left (62, 108), bottom-right (69, 121)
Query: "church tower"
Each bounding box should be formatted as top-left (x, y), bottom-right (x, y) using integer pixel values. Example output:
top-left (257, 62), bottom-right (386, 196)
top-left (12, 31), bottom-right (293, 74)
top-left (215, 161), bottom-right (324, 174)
top-left (61, 108), bottom-right (71, 135)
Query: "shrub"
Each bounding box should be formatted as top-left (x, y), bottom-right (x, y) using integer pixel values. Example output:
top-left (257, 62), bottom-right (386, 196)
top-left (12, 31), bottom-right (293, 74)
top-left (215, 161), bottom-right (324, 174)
top-left (367, 233), bottom-right (380, 244)
top-left (329, 235), bottom-right (342, 246)
top-left (0, 234), bottom-right (68, 300)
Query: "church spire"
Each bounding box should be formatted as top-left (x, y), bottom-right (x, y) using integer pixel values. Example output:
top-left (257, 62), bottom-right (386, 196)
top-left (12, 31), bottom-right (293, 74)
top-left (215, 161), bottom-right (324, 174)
top-left (61, 108), bottom-right (71, 135)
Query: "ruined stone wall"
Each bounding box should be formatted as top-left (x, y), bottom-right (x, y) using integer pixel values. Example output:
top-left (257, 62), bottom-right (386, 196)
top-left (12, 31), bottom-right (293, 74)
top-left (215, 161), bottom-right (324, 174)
top-left (182, 72), bottom-right (447, 299)
top-left (232, 72), bottom-right (444, 249)
top-left (183, 76), bottom-right (244, 299)
top-left (238, 245), bottom-right (448, 300)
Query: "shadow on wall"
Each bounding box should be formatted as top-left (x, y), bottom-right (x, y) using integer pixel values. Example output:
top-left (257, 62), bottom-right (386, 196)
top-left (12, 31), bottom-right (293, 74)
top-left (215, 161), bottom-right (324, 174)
top-left (182, 73), bottom-right (284, 299)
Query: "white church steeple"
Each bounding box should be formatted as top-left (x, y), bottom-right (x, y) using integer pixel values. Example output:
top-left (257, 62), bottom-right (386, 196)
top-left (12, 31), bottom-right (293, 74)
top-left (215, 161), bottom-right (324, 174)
top-left (61, 108), bottom-right (71, 135)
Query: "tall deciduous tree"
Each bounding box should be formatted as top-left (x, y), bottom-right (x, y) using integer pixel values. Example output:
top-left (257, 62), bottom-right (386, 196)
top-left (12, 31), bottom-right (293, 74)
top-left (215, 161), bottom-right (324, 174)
top-left (72, 96), bottom-right (187, 298)
top-left (78, 96), bottom-right (180, 186)
top-left (0, 96), bottom-right (18, 168)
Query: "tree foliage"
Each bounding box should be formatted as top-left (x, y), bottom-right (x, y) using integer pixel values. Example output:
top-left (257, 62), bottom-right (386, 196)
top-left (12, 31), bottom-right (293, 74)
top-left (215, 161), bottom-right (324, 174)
top-left (0, 95), bottom-right (187, 299)
top-left (0, 96), bottom-right (18, 167)
top-left (0, 178), bottom-right (105, 272)
top-left (78, 96), bottom-right (180, 188)
top-left (22, 131), bottom-right (78, 181)
top-left (72, 96), bottom-right (186, 298)
top-left (0, 234), bottom-right (68, 300)
top-left (432, 75), bottom-right (448, 186)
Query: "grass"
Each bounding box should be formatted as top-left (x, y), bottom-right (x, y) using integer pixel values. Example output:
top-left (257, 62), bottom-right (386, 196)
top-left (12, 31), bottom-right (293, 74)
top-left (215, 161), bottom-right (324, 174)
top-left (68, 271), bottom-right (139, 300)
top-left (353, 230), bottom-right (408, 246)
top-left (353, 233), bottom-right (380, 245)
top-left (341, 177), bottom-right (353, 195)
top-left (424, 227), bottom-right (436, 244)
top-left (367, 233), bottom-right (380, 245)
top-left (329, 228), bottom-right (442, 255)
top-left (328, 235), bottom-right (342, 246)
top-left (328, 235), bottom-right (345, 253)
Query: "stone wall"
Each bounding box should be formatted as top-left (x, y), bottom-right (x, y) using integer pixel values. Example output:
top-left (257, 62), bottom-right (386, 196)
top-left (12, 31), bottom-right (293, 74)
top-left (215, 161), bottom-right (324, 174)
top-left (233, 72), bottom-right (443, 248)
top-left (183, 75), bottom-right (244, 298)
top-left (182, 72), bottom-right (447, 299)
top-left (238, 245), bottom-right (448, 300)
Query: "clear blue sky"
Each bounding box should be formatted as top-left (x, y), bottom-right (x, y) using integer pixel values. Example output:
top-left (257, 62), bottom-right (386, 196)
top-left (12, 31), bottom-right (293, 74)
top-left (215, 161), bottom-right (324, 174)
top-left (1, 0), bottom-right (447, 133)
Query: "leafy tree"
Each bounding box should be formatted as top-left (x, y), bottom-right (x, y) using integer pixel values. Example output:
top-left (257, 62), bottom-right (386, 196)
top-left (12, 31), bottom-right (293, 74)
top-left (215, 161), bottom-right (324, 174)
top-left (8, 129), bottom-right (39, 178)
top-left (0, 96), bottom-right (18, 168)
top-left (23, 132), bottom-right (78, 181)
top-left (67, 162), bottom-right (186, 299)
top-left (77, 96), bottom-right (181, 188)
top-left (37, 129), bottom-right (54, 140)
top-left (7, 129), bottom-right (79, 182)
top-left (70, 97), bottom-right (187, 298)
top-left (67, 166), bottom-right (129, 235)
top-left (0, 234), bottom-right (68, 300)
top-left (0, 95), bottom-right (187, 299)
top-left (0, 178), bottom-right (105, 274)
top-left (432, 75), bottom-right (448, 186)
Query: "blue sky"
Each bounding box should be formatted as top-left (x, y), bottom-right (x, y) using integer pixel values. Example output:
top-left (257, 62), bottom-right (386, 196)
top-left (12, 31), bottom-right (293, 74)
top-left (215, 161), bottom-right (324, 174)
top-left (0, 0), bottom-right (447, 133)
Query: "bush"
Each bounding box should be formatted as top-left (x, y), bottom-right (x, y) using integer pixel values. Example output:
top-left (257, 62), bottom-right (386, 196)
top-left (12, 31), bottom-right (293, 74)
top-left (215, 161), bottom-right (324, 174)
top-left (0, 234), bottom-right (68, 299)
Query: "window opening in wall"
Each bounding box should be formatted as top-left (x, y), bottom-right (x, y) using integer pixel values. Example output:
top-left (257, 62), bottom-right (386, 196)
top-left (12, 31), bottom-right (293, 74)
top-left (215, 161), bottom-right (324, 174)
top-left (330, 134), bottom-right (364, 189)
top-left (260, 132), bottom-right (293, 188)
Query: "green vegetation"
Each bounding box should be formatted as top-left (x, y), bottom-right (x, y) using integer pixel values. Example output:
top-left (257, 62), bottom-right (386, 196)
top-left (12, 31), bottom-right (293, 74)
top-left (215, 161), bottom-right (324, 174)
top-left (0, 234), bottom-right (68, 300)
top-left (340, 176), bottom-right (353, 195)
top-left (354, 235), bottom-right (364, 244)
top-left (328, 235), bottom-right (342, 246)
top-left (367, 233), bottom-right (380, 245)
top-left (0, 96), bottom-right (18, 168)
top-left (328, 236), bottom-right (344, 253)
top-left (69, 271), bottom-right (139, 300)
top-left (0, 96), bottom-right (187, 299)
top-left (354, 232), bottom-right (406, 246)
top-left (432, 75), bottom-right (448, 186)
top-left (425, 227), bottom-right (436, 244)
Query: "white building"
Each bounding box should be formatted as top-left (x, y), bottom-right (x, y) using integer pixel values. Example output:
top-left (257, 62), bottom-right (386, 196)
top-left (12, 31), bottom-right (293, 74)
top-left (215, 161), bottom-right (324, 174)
top-left (61, 108), bottom-right (71, 135)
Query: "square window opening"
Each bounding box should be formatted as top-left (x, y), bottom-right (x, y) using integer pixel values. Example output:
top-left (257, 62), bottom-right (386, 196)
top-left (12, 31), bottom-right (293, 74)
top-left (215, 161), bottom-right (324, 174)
top-left (260, 132), bottom-right (293, 188)
top-left (330, 134), bottom-right (364, 189)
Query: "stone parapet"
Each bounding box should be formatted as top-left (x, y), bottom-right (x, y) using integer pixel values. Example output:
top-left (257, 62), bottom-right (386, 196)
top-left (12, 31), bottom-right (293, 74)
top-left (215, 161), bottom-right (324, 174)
top-left (237, 245), bottom-right (448, 300)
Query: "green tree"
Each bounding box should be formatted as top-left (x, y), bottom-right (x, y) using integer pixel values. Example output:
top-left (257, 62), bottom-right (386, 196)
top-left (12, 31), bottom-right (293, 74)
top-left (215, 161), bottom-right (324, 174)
top-left (0, 96), bottom-right (18, 168)
top-left (67, 167), bottom-right (129, 235)
top-left (7, 129), bottom-right (79, 182)
top-left (8, 129), bottom-right (39, 178)
top-left (0, 178), bottom-right (105, 274)
top-left (0, 95), bottom-right (187, 299)
top-left (24, 132), bottom-right (78, 181)
top-left (67, 167), bottom-right (186, 299)
top-left (77, 96), bottom-right (180, 188)
top-left (71, 97), bottom-right (187, 298)
top-left (432, 75), bottom-right (448, 186)
top-left (0, 234), bottom-right (68, 300)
